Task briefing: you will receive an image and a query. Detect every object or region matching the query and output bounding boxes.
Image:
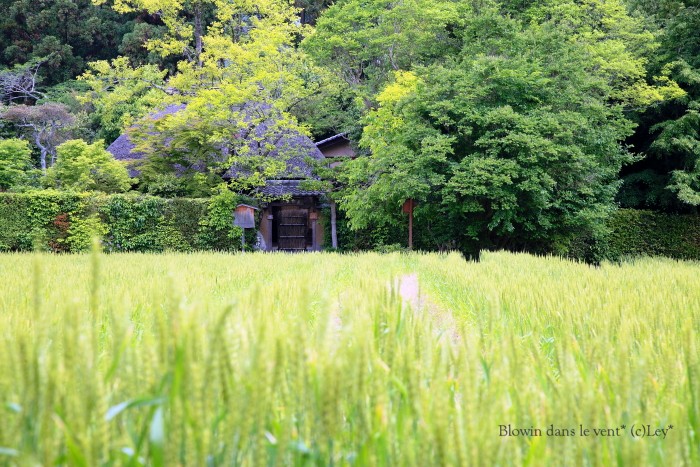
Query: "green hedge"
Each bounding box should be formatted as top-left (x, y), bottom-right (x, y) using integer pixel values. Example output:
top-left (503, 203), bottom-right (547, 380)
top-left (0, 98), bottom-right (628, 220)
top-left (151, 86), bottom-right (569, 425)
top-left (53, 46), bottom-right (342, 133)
top-left (0, 191), bottom-right (243, 252)
top-left (1, 194), bottom-right (696, 260)
top-left (320, 205), bottom-right (408, 252)
top-left (569, 209), bottom-right (700, 262)
top-left (327, 205), bottom-right (700, 261)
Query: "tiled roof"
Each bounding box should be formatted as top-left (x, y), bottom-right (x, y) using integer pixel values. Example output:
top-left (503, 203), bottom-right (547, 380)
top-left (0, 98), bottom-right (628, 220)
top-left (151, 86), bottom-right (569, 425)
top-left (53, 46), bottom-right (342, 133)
top-left (315, 132), bottom-right (348, 147)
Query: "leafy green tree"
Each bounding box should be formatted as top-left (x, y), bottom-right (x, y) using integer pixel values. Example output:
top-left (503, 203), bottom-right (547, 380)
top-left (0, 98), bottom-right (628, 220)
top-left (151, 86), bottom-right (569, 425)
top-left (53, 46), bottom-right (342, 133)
top-left (0, 138), bottom-right (32, 190)
top-left (83, 0), bottom-right (328, 197)
top-left (79, 57), bottom-right (167, 141)
top-left (0, 0), bottom-right (137, 86)
top-left (1, 103), bottom-right (76, 171)
top-left (301, 0), bottom-right (461, 140)
top-left (131, 100), bottom-right (306, 198)
top-left (491, 0), bottom-right (683, 108)
top-left (45, 139), bottom-right (132, 192)
top-left (338, 3), bottom-right (673, 254)
top-left (621, 0), bottom-right (700, 211)
top-left (303, 0), bottom-right (460, 92)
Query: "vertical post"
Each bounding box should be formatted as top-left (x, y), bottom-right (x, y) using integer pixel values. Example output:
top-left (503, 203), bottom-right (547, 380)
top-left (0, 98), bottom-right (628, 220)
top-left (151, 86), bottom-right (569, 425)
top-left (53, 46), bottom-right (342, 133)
top-left (266, 214), bottom-right (274, 251)
top-left (310, 211), bottom-right (319, 251)
top-left (403, 198), bottom-right (414, 250)
top-left (241, 229), bottom-right (245, 253)
top-left (330, 201), bottom-right (338, 249)
top-left (408, 200), bottom-right (413, 250)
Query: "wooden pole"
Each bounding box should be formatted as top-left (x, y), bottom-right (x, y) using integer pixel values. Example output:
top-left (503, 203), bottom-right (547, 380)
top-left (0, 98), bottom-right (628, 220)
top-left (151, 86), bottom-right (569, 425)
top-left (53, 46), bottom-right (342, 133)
top-left (310, 217), bottom-right (318, 251)
top-left (402, 198), bottom-right (414, 250)
top-left (330, 201), bottom-right (338, 249)
top-left (408, 200), bottom-right (413, 250)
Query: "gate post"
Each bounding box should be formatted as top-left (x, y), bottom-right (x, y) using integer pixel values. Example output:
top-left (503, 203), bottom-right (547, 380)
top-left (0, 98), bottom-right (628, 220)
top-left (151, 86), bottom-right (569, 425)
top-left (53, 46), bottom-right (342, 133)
top-left (310, 211), bottom-right (319, 251)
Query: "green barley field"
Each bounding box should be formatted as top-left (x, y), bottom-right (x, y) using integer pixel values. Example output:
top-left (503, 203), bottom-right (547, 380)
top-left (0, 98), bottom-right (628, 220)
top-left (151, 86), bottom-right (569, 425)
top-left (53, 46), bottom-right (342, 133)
top-left (0, 251), bottom-right (698, 466)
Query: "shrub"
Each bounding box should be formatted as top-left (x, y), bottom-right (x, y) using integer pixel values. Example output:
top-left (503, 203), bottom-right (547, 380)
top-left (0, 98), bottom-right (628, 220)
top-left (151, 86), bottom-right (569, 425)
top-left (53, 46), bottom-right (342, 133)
top-left (196, 186), bottom-right (243, 250)
top-left (45, 139), bottom-right (132, 193)
top-left (66, 215), bottom-right (109, 252)
top-left (569, 209), bottom-right (700, 262)
top-left (0, 138), bottom-right (32, 190)
top-left (0, 191), bottom-right (246, 253)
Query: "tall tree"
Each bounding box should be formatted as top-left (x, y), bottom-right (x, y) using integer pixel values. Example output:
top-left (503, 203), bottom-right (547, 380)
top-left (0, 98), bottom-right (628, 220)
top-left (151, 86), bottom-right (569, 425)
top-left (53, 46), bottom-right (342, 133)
top-left (0, 0), bottom-right (136, 86)
top-left (84, 0), bottom-right (327, 197)
top-left (79, 56), bottom-right (168, 141)
top-left (1, 103), bottom-right (75, 171)
top-left (300, 0), bottom-right (462, 142)
top-left (303, 0), bottom-right (460, 92)
top-left (621, 0), bottom-right (700, 212)
top-left (338, 2), bottom-right (679, 254)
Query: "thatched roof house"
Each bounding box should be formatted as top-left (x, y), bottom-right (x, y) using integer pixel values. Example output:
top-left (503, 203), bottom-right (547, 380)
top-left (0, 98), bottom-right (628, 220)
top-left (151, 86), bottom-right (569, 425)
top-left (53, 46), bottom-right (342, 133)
top-left (107, 103), bottom-right (333, 251)
top-left (107, 103), bottom-right (326, 180)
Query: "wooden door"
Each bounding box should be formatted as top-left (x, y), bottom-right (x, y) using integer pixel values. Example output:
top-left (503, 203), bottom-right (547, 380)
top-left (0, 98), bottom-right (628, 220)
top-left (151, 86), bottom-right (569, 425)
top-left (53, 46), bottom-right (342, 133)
top-left (278, 209), bottom-right (308, 251)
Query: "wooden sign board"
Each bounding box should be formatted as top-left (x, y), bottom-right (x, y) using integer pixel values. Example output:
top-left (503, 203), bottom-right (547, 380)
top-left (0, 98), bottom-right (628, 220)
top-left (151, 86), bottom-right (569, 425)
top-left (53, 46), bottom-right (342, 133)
top-left (233, 204), bottom-right (258, 229)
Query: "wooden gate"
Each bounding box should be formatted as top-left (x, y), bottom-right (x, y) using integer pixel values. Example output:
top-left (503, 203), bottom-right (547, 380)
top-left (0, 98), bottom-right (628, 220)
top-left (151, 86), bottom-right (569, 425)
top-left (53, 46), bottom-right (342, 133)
top-left (278, 209), bottom-right (308, 251)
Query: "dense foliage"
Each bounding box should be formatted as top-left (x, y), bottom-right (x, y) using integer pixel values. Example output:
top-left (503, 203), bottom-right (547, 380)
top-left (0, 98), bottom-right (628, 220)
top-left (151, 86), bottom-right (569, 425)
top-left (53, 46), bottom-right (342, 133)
top-left (45, 139), bottom-right (132, 192)
top-left (0, 0), bottom-right (136, 88)
top-left (0, 138), bottom-right (32, 189)
top-left (0, 191), bottom-right (243, 252)
top-left (621, 0), bottom-right (700, 211)
top-left (570, 208), bottom-right (700, 262)
top-left (0, 0), bottom-right (698, 256)
top-left (337, 1), bottom-right (680, 254)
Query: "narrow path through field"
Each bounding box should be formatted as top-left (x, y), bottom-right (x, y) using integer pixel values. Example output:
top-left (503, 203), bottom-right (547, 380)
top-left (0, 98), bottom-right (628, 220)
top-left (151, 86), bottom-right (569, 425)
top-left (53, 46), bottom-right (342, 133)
top-left (395, 273), bottom-right (461, 343)
top-left (327, 273), bottom-right (460, 343)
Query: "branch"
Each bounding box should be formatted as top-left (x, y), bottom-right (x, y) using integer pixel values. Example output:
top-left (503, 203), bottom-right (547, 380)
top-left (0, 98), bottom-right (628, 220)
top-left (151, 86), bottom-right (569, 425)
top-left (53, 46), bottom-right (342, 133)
top-left (0, 60), bottom-right (48, 103)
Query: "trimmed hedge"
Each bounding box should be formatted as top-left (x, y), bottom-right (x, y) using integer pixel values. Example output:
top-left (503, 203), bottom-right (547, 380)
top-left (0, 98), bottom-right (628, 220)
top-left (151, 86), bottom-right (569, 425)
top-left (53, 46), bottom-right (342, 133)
top-left (327, 205), bottom-right (700, 261)
top-left (320, 205), bottom-right (407, 252)
top-left (569, 209), bottom-right (700, 262)
top-left (0, 191), bottom-right (243, 252)
top-left (1, 193), bottom-right (697, 260)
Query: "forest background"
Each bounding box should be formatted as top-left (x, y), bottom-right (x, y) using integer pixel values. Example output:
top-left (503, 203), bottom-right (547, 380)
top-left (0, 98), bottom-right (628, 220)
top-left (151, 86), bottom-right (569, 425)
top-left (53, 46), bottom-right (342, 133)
top-left (0, 0), bottom-right (698, 259)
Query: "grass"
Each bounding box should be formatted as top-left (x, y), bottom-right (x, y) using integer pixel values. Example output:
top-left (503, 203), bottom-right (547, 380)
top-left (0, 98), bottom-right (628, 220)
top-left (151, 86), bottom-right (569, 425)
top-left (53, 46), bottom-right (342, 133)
top-left (0, 250), bottom-right (698, 466)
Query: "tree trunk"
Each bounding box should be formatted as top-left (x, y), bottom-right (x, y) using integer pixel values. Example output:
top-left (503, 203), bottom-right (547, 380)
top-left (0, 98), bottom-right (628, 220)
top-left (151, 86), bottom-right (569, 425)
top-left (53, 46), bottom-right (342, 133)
top-left (330, 201), bottom-right (338, 249)
top-left (35, 133), bottom-right (47, 173)
top-left (194, 2), bottom-right (204, 68)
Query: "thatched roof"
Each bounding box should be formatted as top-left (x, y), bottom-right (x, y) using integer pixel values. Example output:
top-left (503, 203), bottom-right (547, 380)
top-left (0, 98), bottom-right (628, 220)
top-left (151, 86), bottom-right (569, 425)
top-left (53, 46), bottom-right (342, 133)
top-left (107, 104), bottom-right (186, 178)
top-left (107, 103), bottom-right (324, 180)
top-left (260, 179), bottom-right (326, 197)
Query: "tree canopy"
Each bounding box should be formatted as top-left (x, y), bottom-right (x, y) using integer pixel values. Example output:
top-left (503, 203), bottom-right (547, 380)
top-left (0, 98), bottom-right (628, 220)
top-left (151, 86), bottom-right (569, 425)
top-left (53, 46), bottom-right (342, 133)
top-left (336, 0), bottom-right (684, 252)
top-left (45, 139), bottom-right (132, 192)
top-left (618, 0), bottom-right (700, 211)
top-left (0, 0), bottom-right (697, 253)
